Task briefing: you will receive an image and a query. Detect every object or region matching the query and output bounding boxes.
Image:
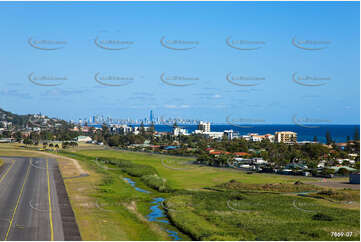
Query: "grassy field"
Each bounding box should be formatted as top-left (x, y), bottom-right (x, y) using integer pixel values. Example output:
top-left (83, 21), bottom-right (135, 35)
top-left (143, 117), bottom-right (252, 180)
top-left (60, 147), bottom-right (359, 241)
top-left (72, 149), bottom-right (332, 190)
top-left (0, 143), bottom-right (359, 241)
top-left (165, 190), bottom-right (359, 241)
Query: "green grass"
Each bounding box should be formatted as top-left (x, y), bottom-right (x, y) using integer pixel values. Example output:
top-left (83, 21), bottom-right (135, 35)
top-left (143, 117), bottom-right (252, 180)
top-left (216, 179), bottom-right (322, 193)
top-left (165, 190), bottom-right (360, 241)
top-left (307, 190), bottom-right (360, 202)
top-left (58, 150), bottom-right (190, 240)
top-left (54, 148), bottom-right (360, 241)
top-left (72, 149), bottom-right (319, 190)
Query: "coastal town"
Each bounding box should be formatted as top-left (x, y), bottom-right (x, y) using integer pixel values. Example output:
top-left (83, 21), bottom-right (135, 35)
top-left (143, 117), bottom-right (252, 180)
top-left (0, 110), bottom-right (359, 182)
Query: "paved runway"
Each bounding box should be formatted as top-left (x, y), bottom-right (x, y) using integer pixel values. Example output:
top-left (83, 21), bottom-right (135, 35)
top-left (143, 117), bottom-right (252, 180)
top-left (0, 157), bottom-right (64, 241)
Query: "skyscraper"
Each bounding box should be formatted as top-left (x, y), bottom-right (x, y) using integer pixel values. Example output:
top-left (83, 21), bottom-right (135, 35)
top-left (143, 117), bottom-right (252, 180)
top-left (150, 110), bottom-right (154, 123)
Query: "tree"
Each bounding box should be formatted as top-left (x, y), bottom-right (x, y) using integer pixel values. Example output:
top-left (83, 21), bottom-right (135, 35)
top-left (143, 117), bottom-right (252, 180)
top-left (23, 138), bottom-right (33, 145)
top-left (326, 131), bottom-right (332, 145)
top-left (108, 135), bottom-right (121, 147)
top-left (149, 122), bottom-right (155, 134)
top-left (140, 121), bottom-right (145, 136)
top-left (354, 128), bottom-right (360, 141)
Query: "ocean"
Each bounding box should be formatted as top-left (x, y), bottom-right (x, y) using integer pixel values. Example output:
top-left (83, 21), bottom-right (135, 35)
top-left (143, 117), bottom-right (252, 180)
top-left (87, 124), bottom-right (360, 144)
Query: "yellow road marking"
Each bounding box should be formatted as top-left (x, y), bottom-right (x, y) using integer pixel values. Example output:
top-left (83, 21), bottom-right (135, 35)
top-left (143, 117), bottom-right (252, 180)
top-left (4, 160), bottom-right (31, 241)
top-left (0, 160), bottom-right (15, 185)
top-left (47, 159), bottom-right (54, 241)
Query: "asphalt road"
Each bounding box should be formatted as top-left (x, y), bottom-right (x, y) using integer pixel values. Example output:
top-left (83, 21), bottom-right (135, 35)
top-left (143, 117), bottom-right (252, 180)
top-left (0, 157), bottom-right (64, 241)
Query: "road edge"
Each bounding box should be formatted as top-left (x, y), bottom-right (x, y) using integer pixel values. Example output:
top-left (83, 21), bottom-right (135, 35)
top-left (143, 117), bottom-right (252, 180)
top-left (53, 164), bottom-right (82, 241)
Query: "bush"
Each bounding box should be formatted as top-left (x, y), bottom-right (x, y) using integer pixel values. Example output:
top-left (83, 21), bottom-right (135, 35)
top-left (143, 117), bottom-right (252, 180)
top-left (141, 174), bottom-right (172, 192)
top-left (97, 157), bottom-right (171, 192)
top-left (312, 213), bottom-right (333, 221)
top-left (122, 166), bottom-right (156, 177)
top-left (218, 180), bottom-right (319, 193)
top-left (315, 189), bottom-right (359, 202)
top-left (317, 190), bottom-right (334, 196)
top-left (338, 168), bottom-right (351, 176)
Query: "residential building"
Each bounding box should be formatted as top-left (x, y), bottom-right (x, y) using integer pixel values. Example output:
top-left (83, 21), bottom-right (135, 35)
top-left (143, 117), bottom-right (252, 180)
top-left (110, 124), bottom-right (132, 135)
top-left (208, 132), bottom-right (225, 139)
top-left (223, 130), bottom-right (234, 140)
top-left (275, 131), bottom-right (297, 143)
top-left (241, 133), bottom-right (274, 142)
top-left (173, 127), bottom-right (188, 136)
top-left (198, 121), bottom-right (210, 132)
top-left (76, 136), bottom-right (92, 142)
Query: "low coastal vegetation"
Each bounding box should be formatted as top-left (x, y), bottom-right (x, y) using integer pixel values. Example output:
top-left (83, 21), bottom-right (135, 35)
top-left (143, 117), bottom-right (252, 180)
top-left (56, 149), bottom-right (359, 241)
top-left (216, 179), bottom-right (320, 193)
top-left (307, 189), bottom-right (360, 202)
top-left (165, 191), bottom-right (359, 240)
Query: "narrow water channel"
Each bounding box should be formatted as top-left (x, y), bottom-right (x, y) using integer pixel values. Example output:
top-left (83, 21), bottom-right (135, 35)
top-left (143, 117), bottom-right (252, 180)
top-left (123, 177), bottom-right (151, 193)
top-left (123, 177), bottom-right (182, 241)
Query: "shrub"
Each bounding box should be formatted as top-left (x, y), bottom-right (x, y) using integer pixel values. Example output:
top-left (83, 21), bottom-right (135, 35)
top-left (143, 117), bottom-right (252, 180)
top-left (141, 174), bottom-right (172, 192)
top-left (122, 166), bottom-right (157, 177)
top-left (317, 190), bottom-right (334, 196)
top-left (312, 213), bottom-right (333, 221)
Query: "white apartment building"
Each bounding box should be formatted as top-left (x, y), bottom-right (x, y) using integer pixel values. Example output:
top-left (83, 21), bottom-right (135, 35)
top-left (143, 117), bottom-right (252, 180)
top-left (275, 131), bottom-right (297, 143)
top-left (241, 133), bottom-right (275, 142)
top-left (223, 130), bottom-right (234, 140)
top-left (198, 121), bottom-right (211, 132)
top-left (173, 127), bottom-right (189, 136)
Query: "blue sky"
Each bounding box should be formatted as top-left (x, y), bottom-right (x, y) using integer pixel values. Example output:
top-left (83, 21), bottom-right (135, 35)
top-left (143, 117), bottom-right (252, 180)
top-left (0, 1), bottom-right (359, 124)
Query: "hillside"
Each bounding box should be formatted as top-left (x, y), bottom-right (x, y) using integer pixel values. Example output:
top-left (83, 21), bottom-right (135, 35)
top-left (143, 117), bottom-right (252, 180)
top-left (0, 108), bottom-right (67, 129)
